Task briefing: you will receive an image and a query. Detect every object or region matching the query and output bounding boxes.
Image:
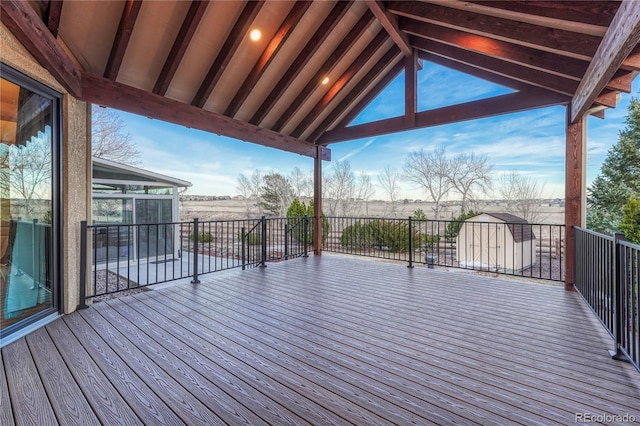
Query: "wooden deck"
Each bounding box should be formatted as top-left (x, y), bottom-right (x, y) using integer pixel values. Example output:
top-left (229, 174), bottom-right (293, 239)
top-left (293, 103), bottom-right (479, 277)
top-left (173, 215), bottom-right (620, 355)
top-left (2, 254), bottom-right (640, 425)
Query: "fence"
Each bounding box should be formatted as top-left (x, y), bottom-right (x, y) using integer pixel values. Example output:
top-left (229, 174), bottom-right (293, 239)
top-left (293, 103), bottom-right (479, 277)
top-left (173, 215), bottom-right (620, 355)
top-left (79, 216), bottom-right (310, 303)
top-left (574, 227), bottom-right (639, 373)
top-left (324, 216), bottom-right (565, 282)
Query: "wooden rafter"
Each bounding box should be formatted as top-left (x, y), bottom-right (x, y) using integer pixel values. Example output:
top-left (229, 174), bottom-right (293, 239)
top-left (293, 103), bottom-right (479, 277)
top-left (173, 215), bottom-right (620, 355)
top-left (103, 0), bottom-right (143, 80)
top-left (621, 44), bottom-right (640, 71)
top-left (607, 69), bottom-right (636, 93)
top-left (249, 1), bottom-right (352, 126)
top-left (291, 30), bottom-right (388, 138)
top-left (412, 37), bottom-right (579, 96)
top-left (387, 1), bottom-right (602, 59)
top-left (328, 60), bottom-right (404, 137)
top-left (153, 0), bottom-right (209, 96)
top-left (593, 90), bottom-right (620, 108)
top-left (571, 0), bottom-right (640, 122)
top-left (401, 18), bottom-right (588, 81)
top-left (191, 1), bottom-right (264, 108)
top-left (271, 10), bottom-right (375, 133)
top-left (318, 89), bottom-right (568, 144)
top-left (310, 48), bottom-right (402, 143)
top-left (365, 0), bottom-right (412, 57)
top-left (225, 1), bottom-right (311, 118)
top-left (45, 0), bottom-right (63, 38)
top-left (82, 72), bottom-right (319, 158)
top-left (0, 0), bottom-right (82, 97)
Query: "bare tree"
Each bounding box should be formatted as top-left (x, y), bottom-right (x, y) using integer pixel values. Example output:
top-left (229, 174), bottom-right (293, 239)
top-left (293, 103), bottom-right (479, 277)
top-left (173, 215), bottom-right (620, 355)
top-left (8, 136), bottom-right (51, 218)
top-left (324, 160), bottom-right (356, 216)
top-left (289, 166), bottom-right (313, 199)
top-left (356, 174), bottom-right (375, 215)
top-left (498, 170), bottom-right (546, 223)
top-left (91, 105), bottom-right (140, 165)
top-left (237, 169), bottom-right (264, 215)
top-left (377, 165), bottom-right (401, 216)
top-left (403, 147), bottom-right (453, 219)
top-left (236, 173), bottom-right (254, 214)
top-left (450, 152), bottom-right (493, 214)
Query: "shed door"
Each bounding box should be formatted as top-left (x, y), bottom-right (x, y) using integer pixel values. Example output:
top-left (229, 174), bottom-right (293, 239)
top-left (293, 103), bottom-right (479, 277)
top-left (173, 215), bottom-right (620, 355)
top-left (470, 223), bottom-right (502, 269)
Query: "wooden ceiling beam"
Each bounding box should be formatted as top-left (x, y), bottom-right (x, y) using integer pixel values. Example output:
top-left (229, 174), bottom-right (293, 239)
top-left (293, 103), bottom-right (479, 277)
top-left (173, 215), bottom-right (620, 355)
top-left (191, 1), bottom-right (264, 108)
top-left (365, 0), bottom-right (412, 57)
top-left (387, 1), bottom-right (601, 59)
top-left (82, 72), bottom-right (319, 158)
top-left (571, 0), bottom-right (640, 122)
top-left (271, 10), bottom-right (375, 133)
top-left (621, 45), bottom-right (640, 71)
top-left (291, 30), bottom-right (388, 138)
top-left (401, 18), bottom-right (588, 81)
top-left (249, 1), bottom-right (352, 126)
top-left (310, 48), bottom-right (402, 143)
top-left (593, 90), bottom-right (620, 108)
top-left (45, 0), bottom-right (63, 38)
top-left (606, 69), bottom-right (636, 93)
top-left (103, 0), bottom-right (143, 80)
top-left (0, 0), bottom-right (82, 97)
top-left (225, 1), bottom-right (311, 118)
top-left (153, 0), bottom-right (209, 96)
top-left (318, 89), bottom-right (568, 144)
top-left (329, 60), bottom-right (404, 136)
top-left (412, 37), bottom-right (579, 96)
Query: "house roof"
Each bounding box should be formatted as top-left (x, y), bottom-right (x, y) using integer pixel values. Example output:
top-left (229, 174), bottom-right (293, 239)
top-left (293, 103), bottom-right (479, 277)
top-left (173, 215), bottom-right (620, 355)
top-left (2, 1), bottom-right (639, 159)
top-left (92, 156), bottom-right (192, 188)
top-left (480, 212), bottom-right (535, 243)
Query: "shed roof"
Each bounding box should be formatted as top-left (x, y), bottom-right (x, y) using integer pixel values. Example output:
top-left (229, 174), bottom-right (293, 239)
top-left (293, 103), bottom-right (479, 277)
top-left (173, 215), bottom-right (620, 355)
top-left (471, 212), bottom-right (535, 243)
top-left (2, 1), bottom-right (639, 159)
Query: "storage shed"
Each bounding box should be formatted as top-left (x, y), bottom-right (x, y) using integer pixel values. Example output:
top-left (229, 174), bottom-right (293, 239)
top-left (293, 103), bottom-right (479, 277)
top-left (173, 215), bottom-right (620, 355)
top-left (456, 213), bottom-right (536, 273)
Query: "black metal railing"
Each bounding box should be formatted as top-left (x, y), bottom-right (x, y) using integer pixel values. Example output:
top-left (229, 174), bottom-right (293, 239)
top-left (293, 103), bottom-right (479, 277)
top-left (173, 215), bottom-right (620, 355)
top-left (574, 227), bottom-right (639, 372)
top-left (324, 216), bottom-right (565, 282)
top-left (79, 216), bottom-right (310, 303)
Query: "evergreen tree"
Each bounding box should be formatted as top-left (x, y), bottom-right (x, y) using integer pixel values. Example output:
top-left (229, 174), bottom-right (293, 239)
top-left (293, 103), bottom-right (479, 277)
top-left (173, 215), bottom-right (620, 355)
top-left (619, 197), bottom-right (640, 244)
top-left (258, 173), bottom-right (293, 217)
top-left (587, 98), bottom-right (640, 233)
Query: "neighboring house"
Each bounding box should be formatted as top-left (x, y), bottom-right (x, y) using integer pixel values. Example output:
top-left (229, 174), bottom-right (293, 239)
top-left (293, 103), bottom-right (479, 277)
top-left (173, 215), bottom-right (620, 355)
top-left (457, 212), bottom-right (536, 273)
top-left (91, 157), bottom-right (191, 262)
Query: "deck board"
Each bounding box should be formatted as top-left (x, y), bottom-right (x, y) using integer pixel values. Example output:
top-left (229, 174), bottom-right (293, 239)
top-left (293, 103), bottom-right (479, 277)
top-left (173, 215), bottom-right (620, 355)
top-left (3, 254), bottom-right (640, 425)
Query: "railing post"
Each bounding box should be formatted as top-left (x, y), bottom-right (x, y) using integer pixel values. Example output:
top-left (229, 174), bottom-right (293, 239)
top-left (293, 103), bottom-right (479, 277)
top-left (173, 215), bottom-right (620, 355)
top-left (284, 223), bottom-right (289, 260)
top-left (260, 216), bottom-right (267, 267)
top-left (191, 218), bottom-right (200, 284)
top-left (408, 217), bottom-right (414, 268)
top-left (77, 221), bottom-right (89, 310)
top-left (303, 215), bottom-right (309, 257)
top-left (241, 226), bottom-right (246, 270)
top-left (610, 231), bottom-right (627, 361)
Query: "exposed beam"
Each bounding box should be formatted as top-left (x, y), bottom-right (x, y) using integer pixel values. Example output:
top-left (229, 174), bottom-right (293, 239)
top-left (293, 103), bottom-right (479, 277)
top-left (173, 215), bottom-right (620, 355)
top-left (310, 48), bottom-right (402, 143)
top-left (191, 1), bottom-right (264, 108)
top-left (405, 49), bottom-right (418, 128)
top-left (571, 0), bottom-right (640, 122)
top-left (225, 1), bottom-right (311, 118)
top-left (291, 30), bottom-right (388, 138)
top-left (249, 1), bottom-right (352, 126)
top-left (412, 37), bottom-right (579, 96)
top-left (401, 18), bottom-right (589, 81)
top-left (45, 0), bottom-right (63, 38)
top-left (0, 0), bottom-right (82, 97)
top-left (103, 0), bottom-right (143, 80)
top-left (271, 10), bottom-right (375, 133)
top-left (607, 69), bottom-right (636, 93)
top-left (318, 89), bottom-right (568, 144)
top-left (81, 72), bottom-right (319, 158)
top-left (153, 0), bottom-right (208, 96)
top-left (621, 44), bottom-right (640, 71)
top-left (365, 0), bottom-right (412, 57)
top-left (328, 60), bottom-right (404, 137)
top-left (387, 1), bottom-right (601, 59)
top-left (593, 90), bottom-right (620, 109)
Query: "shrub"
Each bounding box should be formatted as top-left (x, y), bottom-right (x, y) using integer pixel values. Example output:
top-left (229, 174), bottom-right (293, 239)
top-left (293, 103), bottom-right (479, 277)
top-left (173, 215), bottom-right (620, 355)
top-left (340, 219), bottom-right (421, 253)
top-left (190, 231), bottom-right (213, 243)
top-left (286, 198), bottom-right (329, 245)
top-left (445, 210), bottom-right (480, 242)
top-left (239, 230), bottom-right (262, 245)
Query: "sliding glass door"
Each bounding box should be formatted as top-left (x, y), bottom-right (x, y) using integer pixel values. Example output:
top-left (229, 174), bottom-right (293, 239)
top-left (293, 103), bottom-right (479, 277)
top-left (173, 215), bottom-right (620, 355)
top-left (1, 64), bottom-right (61, 336)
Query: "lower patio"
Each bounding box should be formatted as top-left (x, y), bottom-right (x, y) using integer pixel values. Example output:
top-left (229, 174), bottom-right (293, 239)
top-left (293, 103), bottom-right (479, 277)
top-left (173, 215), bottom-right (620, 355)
top-left (2, 254), bottom-right (640, 425)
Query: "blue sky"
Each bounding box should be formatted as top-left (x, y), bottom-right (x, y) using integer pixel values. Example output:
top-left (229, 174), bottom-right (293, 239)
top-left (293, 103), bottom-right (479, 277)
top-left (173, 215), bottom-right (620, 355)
top-left (116, 62), bottom-right (638, 200)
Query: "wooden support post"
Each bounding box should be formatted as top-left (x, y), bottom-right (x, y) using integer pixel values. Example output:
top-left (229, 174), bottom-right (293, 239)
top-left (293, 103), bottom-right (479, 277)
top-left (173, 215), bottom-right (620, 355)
top-left (313, 145), bottom-right (323, 255)
top-left (405, 50), bottom-right (417, 128)
top-left (564, 109), bottom-right (587, 291)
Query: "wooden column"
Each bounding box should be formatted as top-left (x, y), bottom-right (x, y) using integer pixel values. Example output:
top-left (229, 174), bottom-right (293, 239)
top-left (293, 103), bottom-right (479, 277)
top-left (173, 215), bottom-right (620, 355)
top-left (313, 145), bottom-right (323, 255)
top-left (565, 109), bottom-right (587, 291)
top-left (404, 50), bottom-right (417, 127)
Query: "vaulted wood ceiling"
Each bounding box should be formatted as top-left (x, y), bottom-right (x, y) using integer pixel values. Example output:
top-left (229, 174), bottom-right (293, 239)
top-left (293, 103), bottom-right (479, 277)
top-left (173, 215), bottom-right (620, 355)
top-left (2, 1), bottom-right (639, 159)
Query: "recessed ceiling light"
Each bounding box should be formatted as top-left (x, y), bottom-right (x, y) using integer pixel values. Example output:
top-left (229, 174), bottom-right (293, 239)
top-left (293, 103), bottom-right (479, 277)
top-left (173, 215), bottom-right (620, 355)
top-left (250, 29), bottom-right (261, 41)
top-left (321, 76), bottom-right (330, 85)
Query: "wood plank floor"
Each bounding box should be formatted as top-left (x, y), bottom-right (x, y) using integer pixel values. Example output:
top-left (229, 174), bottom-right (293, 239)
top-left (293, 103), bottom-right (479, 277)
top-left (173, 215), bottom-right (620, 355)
top-left (3, 254), bottom-right (640, 425)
